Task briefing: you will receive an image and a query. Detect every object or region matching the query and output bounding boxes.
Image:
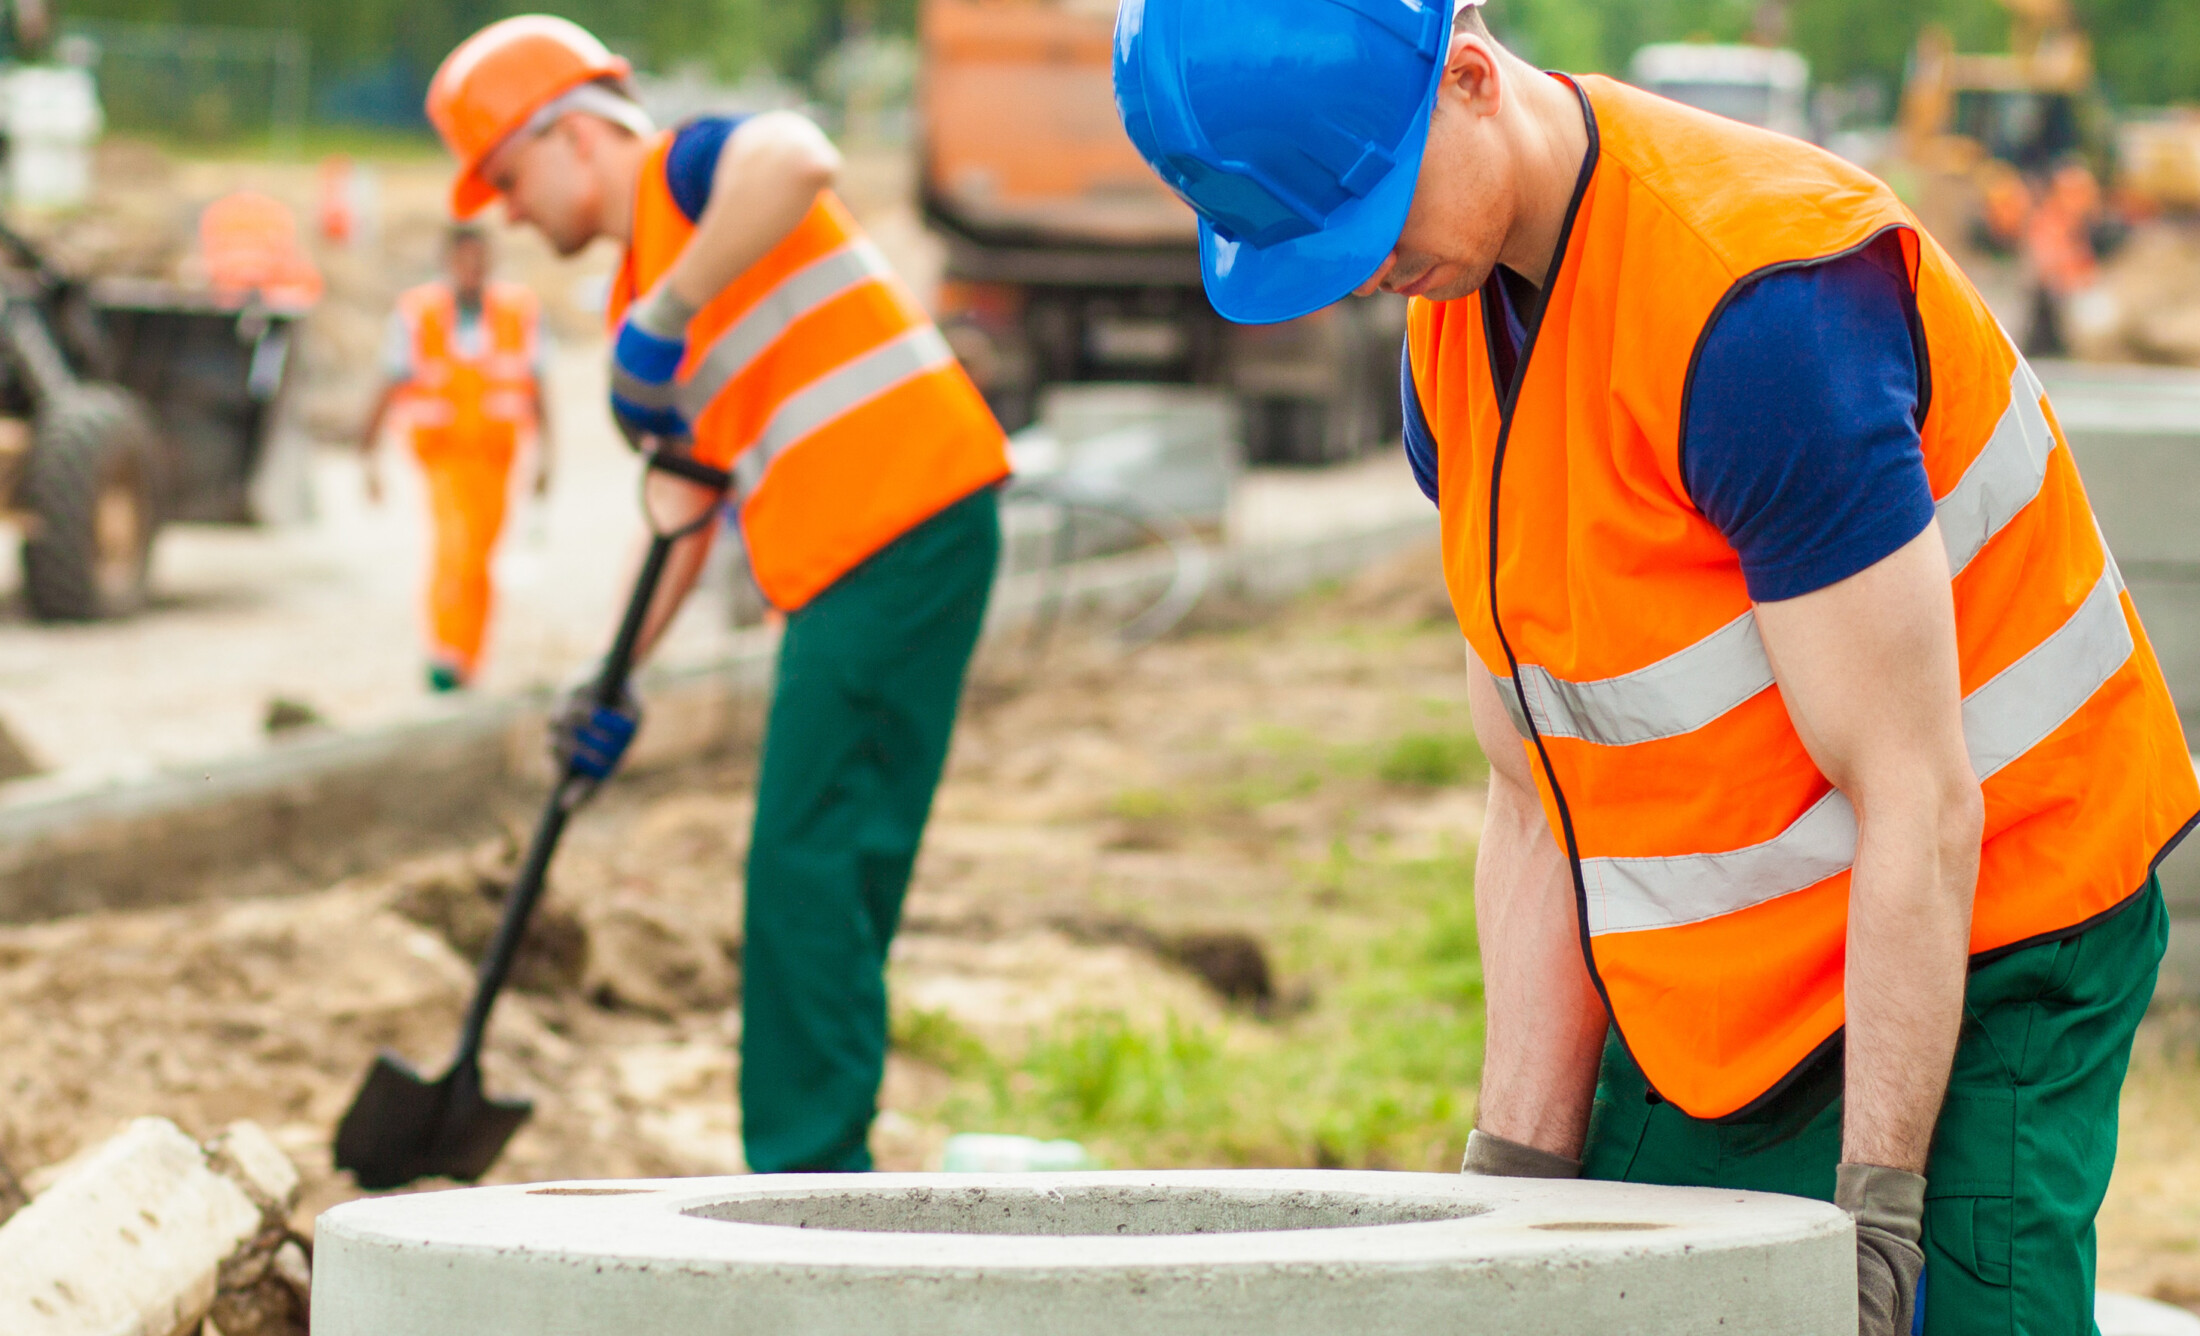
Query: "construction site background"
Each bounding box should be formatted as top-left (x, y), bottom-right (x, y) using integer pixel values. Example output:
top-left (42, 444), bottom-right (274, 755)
top-left (0, 2), bottom-right (2198, 1333)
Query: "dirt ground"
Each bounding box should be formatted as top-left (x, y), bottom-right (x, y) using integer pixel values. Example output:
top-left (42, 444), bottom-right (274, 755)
top-left (0, 543), bottom-right (2194, 1313)
top-left (0, 544), bottom-right (1473, 1223)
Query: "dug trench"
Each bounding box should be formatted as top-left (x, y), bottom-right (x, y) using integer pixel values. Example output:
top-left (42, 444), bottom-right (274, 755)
top-left (0, 544), bottom-right (2196, 1316)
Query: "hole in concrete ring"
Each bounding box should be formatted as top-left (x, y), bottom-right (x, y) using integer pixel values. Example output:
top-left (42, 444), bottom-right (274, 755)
top-left (1529, 1221), bottom-right (1673, 1232)
top-left (528, 1187), bottom-right (659, 1197)
top-left (689, 1186), bottom-right (1490, 1237)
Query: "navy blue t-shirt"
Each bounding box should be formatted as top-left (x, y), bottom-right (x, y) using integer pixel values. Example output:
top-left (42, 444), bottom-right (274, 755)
top-left (1402, 233), bottom-right (1934, 603)
top-left (663, 115), bottom-right (748, 224)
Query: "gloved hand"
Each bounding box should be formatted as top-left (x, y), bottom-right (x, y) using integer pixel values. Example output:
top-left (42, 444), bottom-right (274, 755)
top-left (610, 284), bottom-right (698, 447)
top-left (1459, 1128), bottom-right (1582, 1178)
top-left (549, 669), bottom-right (643, 784)
top-left (1838, 1162), bottom-right (1927, 1336)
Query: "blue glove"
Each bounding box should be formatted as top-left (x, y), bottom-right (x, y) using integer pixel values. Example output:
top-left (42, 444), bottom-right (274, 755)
top-left (550, 673), bottom-right (642, 783)
top-left (610, 286), bottom-right (696, 446)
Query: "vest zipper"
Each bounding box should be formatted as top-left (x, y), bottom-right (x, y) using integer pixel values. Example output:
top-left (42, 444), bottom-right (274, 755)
top-left (1479, 80), bottom-right (1653, 1100)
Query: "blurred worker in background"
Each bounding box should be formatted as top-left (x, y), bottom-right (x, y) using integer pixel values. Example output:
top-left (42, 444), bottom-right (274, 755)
top-left (198, 191), bottom-right (324, 311)
top-left (359, 223), bottom-right (552, 692)
top-left (1117, 2), bottom-right (2195, 1333)
top-left (426, 17), bottom-right (1009, 1173)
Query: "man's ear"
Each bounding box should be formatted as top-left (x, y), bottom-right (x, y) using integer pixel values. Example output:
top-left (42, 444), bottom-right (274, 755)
top-left (1443, 34), bottom-right (1503, 119)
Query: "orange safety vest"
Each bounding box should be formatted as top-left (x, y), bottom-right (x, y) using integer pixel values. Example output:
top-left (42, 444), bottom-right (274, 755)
top-left (398, 280), bottom-right (541, 460)
top-left (609, 133), bottom-right (1009, 611)
top-left (199, 190), bottom-right (324, 310)
top-left (1408, 76), bottom-right (2199, 1120)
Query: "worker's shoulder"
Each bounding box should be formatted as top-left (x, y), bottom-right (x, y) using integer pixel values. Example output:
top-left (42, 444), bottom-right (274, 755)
top-left (1581, 75), bottom-right (1908, 283)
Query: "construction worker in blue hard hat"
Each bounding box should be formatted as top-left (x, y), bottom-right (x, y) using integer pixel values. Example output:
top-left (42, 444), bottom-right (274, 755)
top-left (1116, 3), bottom-right (2197, 1334)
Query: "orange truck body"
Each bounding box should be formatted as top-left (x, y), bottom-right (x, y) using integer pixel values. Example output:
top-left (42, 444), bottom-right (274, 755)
top-left (917, 0), bottom-right (1402, 462)
top-left (919, 0), bottom-right (1191, 248)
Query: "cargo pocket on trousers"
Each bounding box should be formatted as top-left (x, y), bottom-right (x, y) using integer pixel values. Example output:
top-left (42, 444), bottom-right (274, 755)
top-left (1924, 1085), bottom-right (2016, 1293)
top-left (1924, 1193), bottom-right (2014, 1288)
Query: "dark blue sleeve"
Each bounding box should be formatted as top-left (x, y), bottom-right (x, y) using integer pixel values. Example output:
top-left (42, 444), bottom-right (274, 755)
top-left (1682, 238), bottom-right (1933, 603)
top-left (663, 115), bottom-right (749, 224)
top-left (1401, 336), bottom-right (1438, 505)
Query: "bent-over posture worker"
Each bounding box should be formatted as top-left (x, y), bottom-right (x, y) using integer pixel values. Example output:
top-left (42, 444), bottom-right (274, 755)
top-left (426, 17), bottom-right (1010, 1172)
top-left (1117, 2), bottom-right (2197, 1332)
top-left (360, 223), bottom-right (552, 691)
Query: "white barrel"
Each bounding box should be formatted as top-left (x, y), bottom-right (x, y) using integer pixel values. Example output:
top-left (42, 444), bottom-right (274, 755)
top-left (4, 66), bottom-right (102, 210)
top-left (314, 1169), bottom-right (1854, 1335)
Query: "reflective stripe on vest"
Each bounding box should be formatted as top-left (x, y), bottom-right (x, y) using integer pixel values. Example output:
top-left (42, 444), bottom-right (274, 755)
top-left (1492, 356), bottom-right (2061, 747)
top-left (732, 325), bottom-right (956, 492)
top-left (401, 281), bottom-right (538, 436)
top-left (1576, 558), bottom-right (2133, 936)
top-left (610, 133), bottom-right (1009, 611)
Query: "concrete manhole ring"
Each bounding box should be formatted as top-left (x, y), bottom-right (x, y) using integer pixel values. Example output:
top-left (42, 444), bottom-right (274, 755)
top-left (314, 1169), bottom-right (1854, 1335)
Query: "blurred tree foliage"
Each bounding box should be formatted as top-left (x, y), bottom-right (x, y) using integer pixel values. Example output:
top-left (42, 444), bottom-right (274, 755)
top-left (53, 0), bottom-right (2200, 110)
top-left (58, 0), bottom-right (914, 88)
top-left (1484, 0), bottom-right (2200, 108)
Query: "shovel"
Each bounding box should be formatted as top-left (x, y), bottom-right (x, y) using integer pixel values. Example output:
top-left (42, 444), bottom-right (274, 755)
top-left (334, 446), bottom-right (728, 1191)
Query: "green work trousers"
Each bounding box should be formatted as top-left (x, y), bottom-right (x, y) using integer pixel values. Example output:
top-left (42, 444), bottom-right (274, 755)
top-left (738, 486), bottom-right (1000, 1173)
top-left (1582, 876), bottom-right (2168, 1336)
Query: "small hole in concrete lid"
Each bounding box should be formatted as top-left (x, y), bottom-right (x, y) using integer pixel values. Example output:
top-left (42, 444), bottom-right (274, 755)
top-left (528, 1187), bottom-right (657, 1197)
top-left (1530, 1221), bottom-right (1672, 1231)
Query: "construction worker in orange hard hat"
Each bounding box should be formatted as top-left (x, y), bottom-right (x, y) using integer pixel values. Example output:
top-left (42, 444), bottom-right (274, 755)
top-left (358, 222), bottom-right (553, 692)
top-left (426, 15), bottom-right (1010, 1173)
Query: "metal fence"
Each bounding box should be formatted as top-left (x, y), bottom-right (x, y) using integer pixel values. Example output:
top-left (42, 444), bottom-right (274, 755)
top-left (60, 19), bottom-right (308, 153)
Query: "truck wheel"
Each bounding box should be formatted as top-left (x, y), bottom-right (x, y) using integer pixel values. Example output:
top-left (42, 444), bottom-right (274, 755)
top-left (21, 386), bottom-right (161, 621)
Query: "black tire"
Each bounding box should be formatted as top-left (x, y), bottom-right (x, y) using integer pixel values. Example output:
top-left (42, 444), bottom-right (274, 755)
top-left (21, 385), bottom-right (161, 621)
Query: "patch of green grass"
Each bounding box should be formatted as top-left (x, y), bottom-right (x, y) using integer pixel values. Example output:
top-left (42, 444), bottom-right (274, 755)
top-left (1106, 787), bottom-right (1187, 822)
top-left (891, 1007), bottom-right (991, 1075)
top-left (920, 845), bottom-right (1486, 1172)
top-left (1377, 732), bottom-right (1486, 788)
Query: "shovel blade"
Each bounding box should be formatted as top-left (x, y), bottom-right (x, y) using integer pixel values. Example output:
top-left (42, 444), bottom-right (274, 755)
top-left (333, 1050), bottom-right (533, 1191)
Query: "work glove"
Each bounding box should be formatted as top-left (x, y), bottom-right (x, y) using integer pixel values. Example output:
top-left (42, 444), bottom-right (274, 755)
top-left (549, 668), bottom-right (643, 785)
top-left (1459, 1128), bottom-right (1582, 1178)
top-left (610, 285), bottom-right (698, 447)
top-left (1838, 1162), bottom-right (1927, 1336)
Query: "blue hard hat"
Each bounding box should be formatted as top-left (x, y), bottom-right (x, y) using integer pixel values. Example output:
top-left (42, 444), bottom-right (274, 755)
top-left (1114, 0), bottom-right (1454, 325)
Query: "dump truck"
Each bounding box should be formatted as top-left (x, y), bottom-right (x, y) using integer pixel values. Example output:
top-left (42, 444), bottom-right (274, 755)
top-left (917, 0), bottom-right (1403, 465)
top-left (0, 222), bottom-right (304, 619)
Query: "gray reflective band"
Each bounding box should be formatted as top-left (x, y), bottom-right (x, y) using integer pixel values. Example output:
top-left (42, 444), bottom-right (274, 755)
top-left (738, 325), bottom-right (954, 483)
top-left (673, 241), bottom-right (893, 421)
top-left (1580, 559), bottom-right (2132, 936)
top-left (1508, 611), bottom-right (1771, 745)
top-left (1938, 358), bottom-right (2055, 576)
top-left (1961, 562), bottom-right (2131, 781)
top-left (1583, 789), bottom-right (1858, 937)
top-left (1493, 354), bottom-right (2062, 750)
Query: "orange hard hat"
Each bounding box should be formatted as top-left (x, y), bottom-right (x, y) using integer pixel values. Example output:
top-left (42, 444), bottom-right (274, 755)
top-left (426, 14), bottom-right (632, 219)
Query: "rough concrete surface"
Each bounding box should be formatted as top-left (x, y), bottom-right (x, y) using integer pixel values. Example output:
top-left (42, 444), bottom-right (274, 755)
top-left (0, 1118), bottom-right (279, 1336)
top-left (313, 1171), bottom-right (1855, 1336)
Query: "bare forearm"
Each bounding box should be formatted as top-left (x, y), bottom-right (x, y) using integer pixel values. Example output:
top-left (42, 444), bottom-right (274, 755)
top-left (659, 113), bottom-right (840, 310)
top-left (533, 389), bottom-right (554, 481)
top-left (1474, 764), bottom-right (1607, 1158)
top-left (629, 526), bottom-right (715, 665)
top-left (1842, 777), bottom-right (1980, 1171)
top-left (1751, 525), bottom-right (1982, 1175)
top-left (359, 381), bottom-right (401, 454)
